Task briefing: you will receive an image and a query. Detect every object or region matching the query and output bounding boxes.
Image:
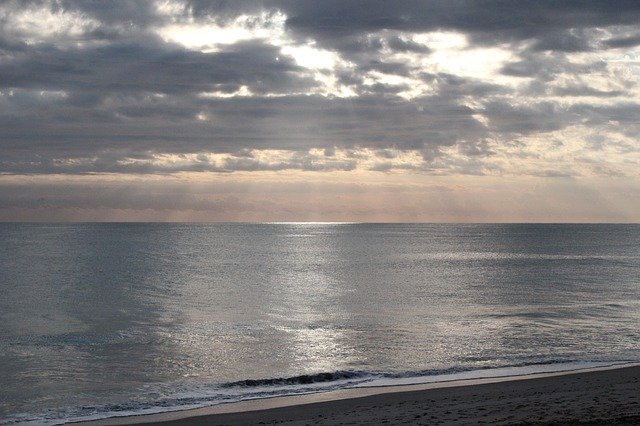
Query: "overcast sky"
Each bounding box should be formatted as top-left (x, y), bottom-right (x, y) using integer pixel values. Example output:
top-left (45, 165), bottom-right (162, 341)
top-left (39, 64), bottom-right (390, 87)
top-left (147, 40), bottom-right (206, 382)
top-left (1, 0), bottom-right (639, 221)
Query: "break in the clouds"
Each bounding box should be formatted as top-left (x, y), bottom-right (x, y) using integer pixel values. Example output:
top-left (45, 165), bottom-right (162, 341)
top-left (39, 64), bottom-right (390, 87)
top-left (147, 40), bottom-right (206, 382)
top-left (1, 1), bottom-right (639, 221)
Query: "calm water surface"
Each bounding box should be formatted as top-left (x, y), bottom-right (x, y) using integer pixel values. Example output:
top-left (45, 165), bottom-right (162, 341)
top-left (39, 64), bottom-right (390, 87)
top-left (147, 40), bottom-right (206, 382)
top-left (1, 223), bottom-right (639, 424)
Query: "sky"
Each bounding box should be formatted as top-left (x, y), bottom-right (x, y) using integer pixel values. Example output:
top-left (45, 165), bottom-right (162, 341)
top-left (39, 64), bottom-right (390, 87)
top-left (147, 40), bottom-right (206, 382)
top-left (1, 0), bottom-right (640, 222)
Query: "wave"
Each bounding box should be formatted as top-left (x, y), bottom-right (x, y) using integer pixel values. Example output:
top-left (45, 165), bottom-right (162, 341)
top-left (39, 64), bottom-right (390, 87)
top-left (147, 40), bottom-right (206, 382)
top-left (2, 359), bottom-right (636, 426)
top-left (221, 370), bottom-right (371, 388)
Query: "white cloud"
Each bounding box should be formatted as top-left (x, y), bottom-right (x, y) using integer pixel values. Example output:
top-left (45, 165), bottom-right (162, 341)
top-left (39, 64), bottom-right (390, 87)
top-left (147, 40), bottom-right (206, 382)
top-left (1, 1), bottom-right (99, 46)
top-left (157, 11), bottom-right (286, 52)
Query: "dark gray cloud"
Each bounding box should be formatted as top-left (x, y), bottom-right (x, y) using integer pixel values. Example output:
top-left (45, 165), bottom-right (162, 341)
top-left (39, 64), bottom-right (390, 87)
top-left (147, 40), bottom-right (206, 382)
top-left (553, 84), bottom-right (624, 98)
top-left (183, 1), bottom-right (640, 44)
top-left (274, 1), bottom-right (640, 51)
top-left (0, 91), bottom-right (490, 173)
top-left (500, 51), bottom-right (607, 81)
top-left (387, 36), bottom-right (431, 54)
top-left (530, 30), bottom-right (593, 53)
top-left (482, 101), bottom-right (568, 134)
top-left (0, 38), bottom-right (312, 95)
top-left (605, 33), bottom-right (640, 49)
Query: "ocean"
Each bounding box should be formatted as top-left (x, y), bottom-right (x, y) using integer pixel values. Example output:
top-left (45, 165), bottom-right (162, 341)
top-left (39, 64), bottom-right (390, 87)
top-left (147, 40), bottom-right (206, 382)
top-left (1, 223), bottom-right (639, 425)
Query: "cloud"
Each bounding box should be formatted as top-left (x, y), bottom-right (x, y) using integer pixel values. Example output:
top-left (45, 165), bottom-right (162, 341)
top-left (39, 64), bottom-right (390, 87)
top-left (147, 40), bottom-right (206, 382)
top-left (275, 1), bottom-right (640, 48)
top-left (553, 84), bottom-right (624, 98)
top-left (0, 0), bottom-right (639, 180)
top-left (0, 38), bottom-right (313, 94)
top-left (605, 33), bottom-right (640, 49)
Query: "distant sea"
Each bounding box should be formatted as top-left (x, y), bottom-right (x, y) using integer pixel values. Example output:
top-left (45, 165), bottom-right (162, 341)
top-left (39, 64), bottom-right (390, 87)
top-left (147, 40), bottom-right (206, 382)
top-left (1, 223), bottom-right (639, 425)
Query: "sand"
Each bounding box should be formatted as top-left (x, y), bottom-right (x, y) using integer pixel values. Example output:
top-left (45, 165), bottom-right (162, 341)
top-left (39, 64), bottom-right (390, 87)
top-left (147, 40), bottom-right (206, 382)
top-left (80, 364), bottom-right (640, 425)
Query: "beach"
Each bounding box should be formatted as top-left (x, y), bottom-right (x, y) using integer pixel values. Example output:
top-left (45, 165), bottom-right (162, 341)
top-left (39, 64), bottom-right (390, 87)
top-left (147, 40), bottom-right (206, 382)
top-left (80, 364), bottom-right (640, 425)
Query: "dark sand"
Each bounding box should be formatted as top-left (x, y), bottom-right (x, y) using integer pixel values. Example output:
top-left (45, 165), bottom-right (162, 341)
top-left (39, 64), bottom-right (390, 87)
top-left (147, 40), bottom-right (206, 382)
top-left (82, 365), bottom-right (640, 425)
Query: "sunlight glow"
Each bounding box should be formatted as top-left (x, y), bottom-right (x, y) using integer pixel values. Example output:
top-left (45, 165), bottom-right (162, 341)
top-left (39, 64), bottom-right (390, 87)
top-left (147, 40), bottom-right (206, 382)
top-left (198, 85), bottom-right (253, 98)
top-left (281, 44), bottom-right (340, 70)
top-left (158, 12), bottom-right (286, 51)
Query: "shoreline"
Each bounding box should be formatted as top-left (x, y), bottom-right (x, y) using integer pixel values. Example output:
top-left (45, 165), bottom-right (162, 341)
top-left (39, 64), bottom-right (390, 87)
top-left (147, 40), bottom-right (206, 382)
top-left (77, 362), bottom-right (640, 425)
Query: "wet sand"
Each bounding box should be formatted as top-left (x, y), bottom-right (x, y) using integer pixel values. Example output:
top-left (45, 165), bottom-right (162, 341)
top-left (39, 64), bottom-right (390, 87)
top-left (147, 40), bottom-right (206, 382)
top-left (82, 364), bottom-right (640, 425)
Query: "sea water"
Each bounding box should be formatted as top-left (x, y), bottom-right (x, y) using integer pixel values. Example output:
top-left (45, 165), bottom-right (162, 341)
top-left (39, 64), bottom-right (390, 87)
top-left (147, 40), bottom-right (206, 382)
top-left (1, 223), bottom-right (639, 424)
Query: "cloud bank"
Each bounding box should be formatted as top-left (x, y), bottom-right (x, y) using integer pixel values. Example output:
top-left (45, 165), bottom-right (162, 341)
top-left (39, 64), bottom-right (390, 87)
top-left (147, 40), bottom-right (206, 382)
top-left (0, 1), bottom-right (639, 220)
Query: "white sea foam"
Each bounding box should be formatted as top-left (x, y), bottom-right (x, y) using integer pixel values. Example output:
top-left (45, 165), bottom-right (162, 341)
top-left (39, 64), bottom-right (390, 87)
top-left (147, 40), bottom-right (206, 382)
top-left (3, 360), bottom-right (638, 425)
